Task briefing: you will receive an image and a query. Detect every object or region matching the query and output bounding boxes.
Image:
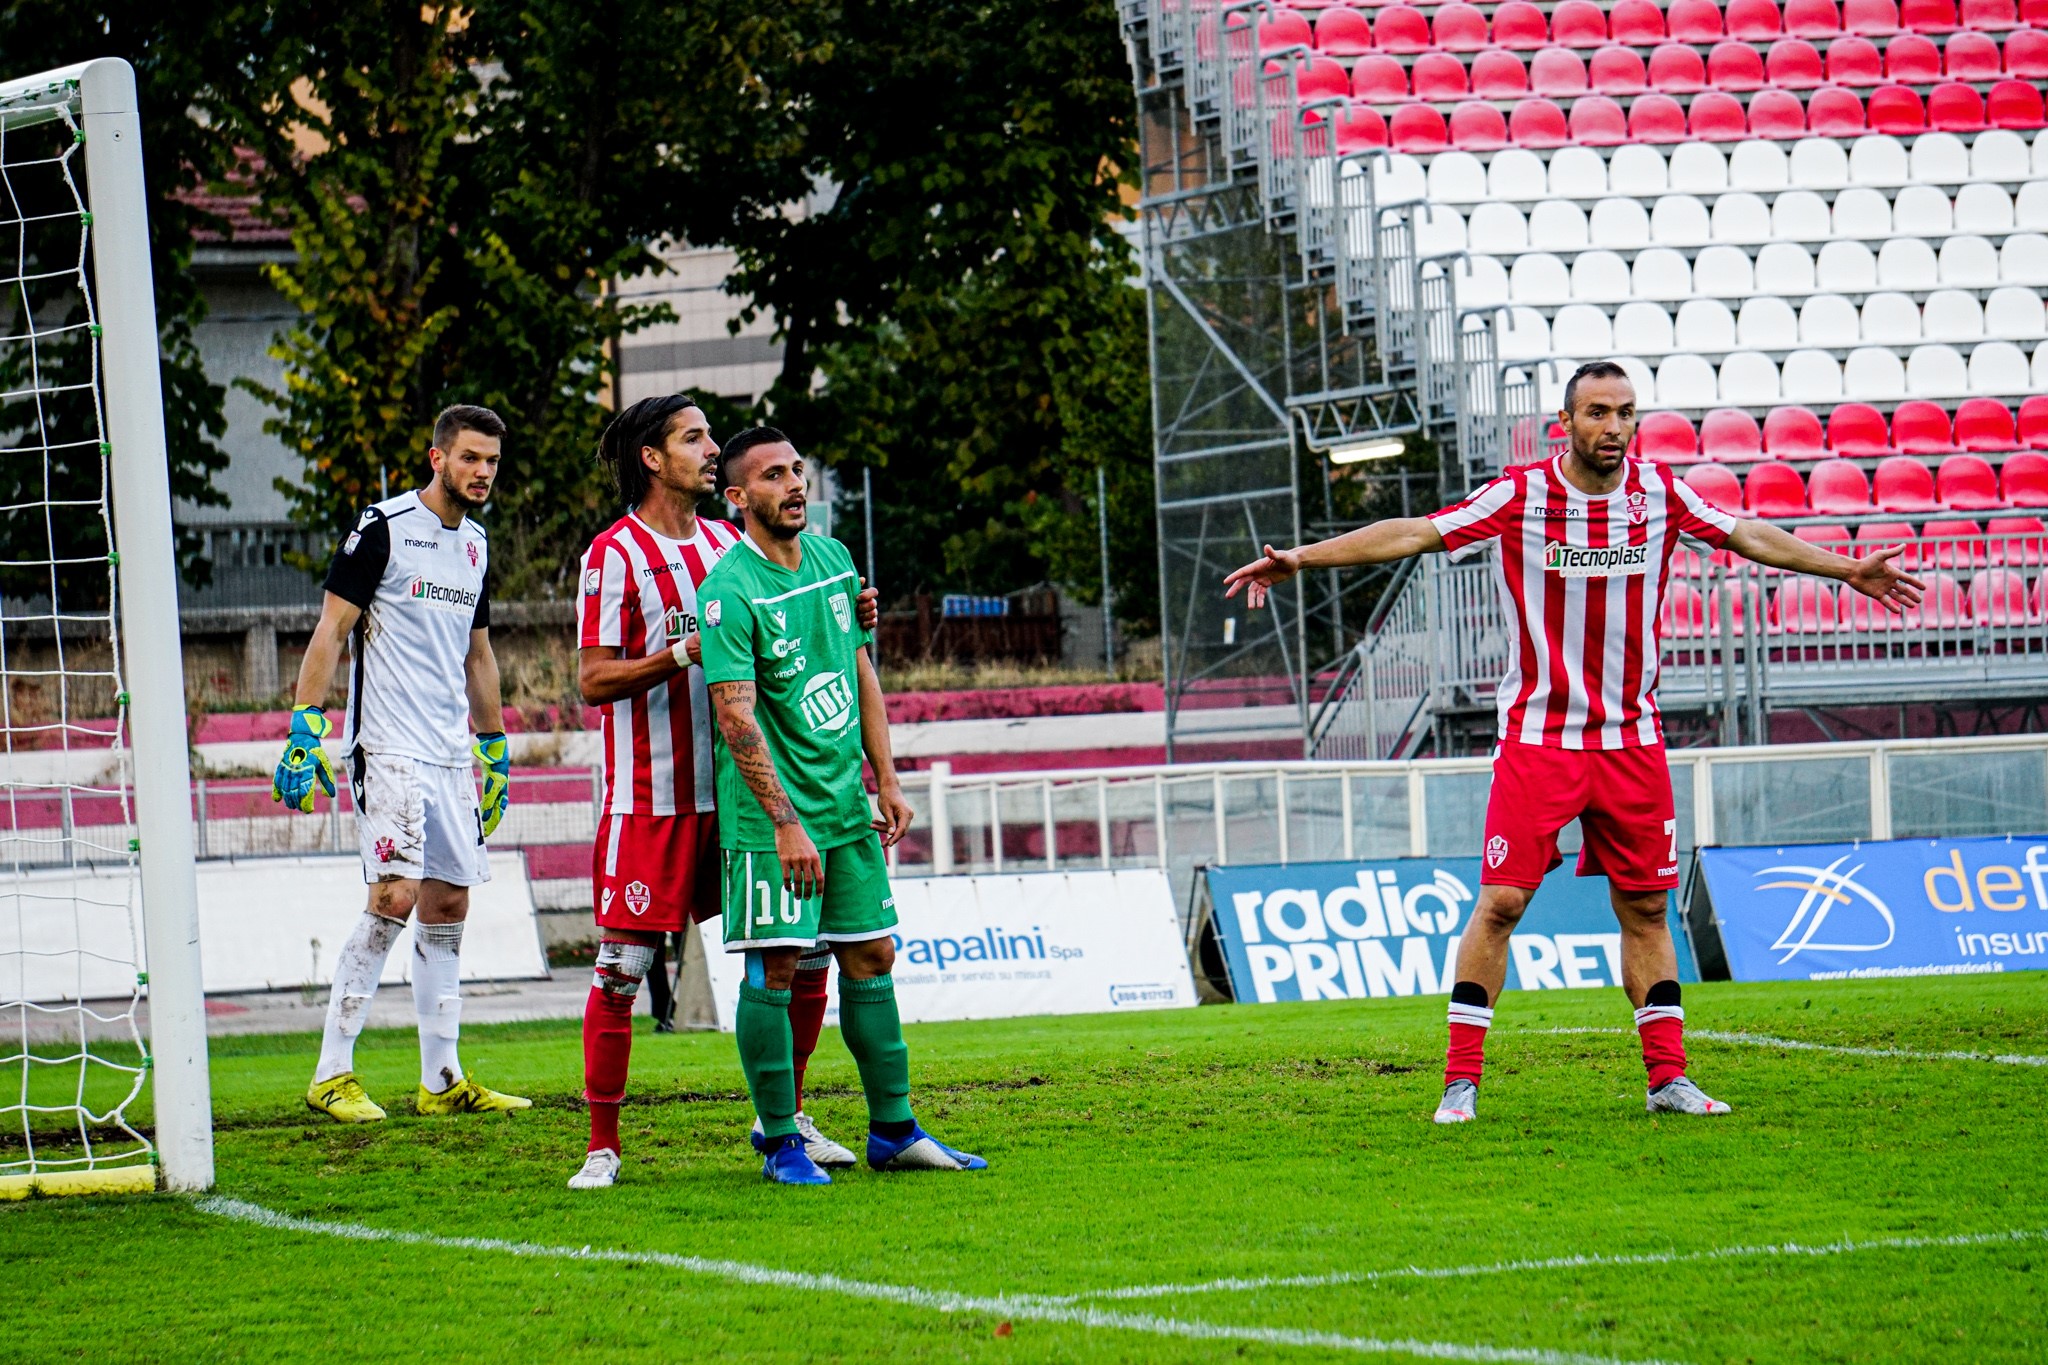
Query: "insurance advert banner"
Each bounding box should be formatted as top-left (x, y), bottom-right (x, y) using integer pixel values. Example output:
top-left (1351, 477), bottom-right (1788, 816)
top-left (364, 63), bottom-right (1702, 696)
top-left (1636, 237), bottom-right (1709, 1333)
top-left (1696, 835), bottom-right (2048, 982)
top-left (1206, 859), bottom-right (1696, 1004)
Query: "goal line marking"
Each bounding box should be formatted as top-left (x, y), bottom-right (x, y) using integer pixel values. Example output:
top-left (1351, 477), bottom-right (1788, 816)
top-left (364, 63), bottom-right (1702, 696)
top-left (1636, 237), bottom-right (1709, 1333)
top-left (192, 1195), bottom-right (1679, 1365)
top-left (1531, 1027), bottom-right (2048, 1067)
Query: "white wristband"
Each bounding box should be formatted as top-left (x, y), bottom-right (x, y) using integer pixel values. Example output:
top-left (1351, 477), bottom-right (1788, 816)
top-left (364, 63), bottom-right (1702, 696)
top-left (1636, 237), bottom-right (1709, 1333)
top-left (671, 639), bottom-right (691, 668)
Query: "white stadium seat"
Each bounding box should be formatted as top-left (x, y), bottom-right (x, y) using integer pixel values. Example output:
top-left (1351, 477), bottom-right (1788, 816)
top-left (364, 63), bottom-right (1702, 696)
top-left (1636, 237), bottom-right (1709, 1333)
top-left (1831, 188), bottom-right (1893, 241)
top-left (1773, 191), bottom-right (1832, 242)
top-left (1940, 236), bottom-right (1999, 288)
top-left (1877, 238), bottom-right (1938, 291)
top-left (1849, 136), bottom-right (1910, 189)
top-left (1719, 350), bottom-right (1780, 404)
top-left (1529, 200), bottom-right (1589, 251)
top-left (1615, 301), bottom-right (1676, 353)
top-left (1968, 341), bottom-right (2030, 393)
top-left (1844, 346), bottom-right (1908, 399)
top-left (1817, 240), bottom-right (1878, 293)
top-left (1755, 242), bottom-right (1817, 295)
top-left (1633, 248), bottom-right (1695, 302)
top-left (1906, 343), bottom-right (1969, 397)
top-left (2018, 182), bottom-right (2048, 232)
top-left (1909, 135), bottom-right (1971, 190)
top-left (1986, 286), bottom-right (2047, 341)
top-left (1890, 186), bottom-right (1953, 239)
top-left (1468, 203), bottom-right (1529, 254)
top-left (1609, 354), bottom-right (1656, 403)
top-left (2003, 233), bottom-right (2048, 286)
top-left (1781, 349), bottom-right (1843, 403)
top-left (1489, 150), bottom-right (1548, 203)
top-left (1651, 195), bottom-right (1712, 247)
top-left (1552, 304), bottom-right (1614, 357)
top-left (1954, 184), bottom-right (2015, 235)
top-left (1668, 143), bottom-right (1728, 195)
top-left (1511, 253), bottom-right (1570, 304)
top-left (1790, 137), bottom-right (1850, 191)
top-left (1607, 145), bottom-right (1667, 199)
top-left (2034, 344), bottom-right (2048, 392)
top-left (1712, 193), bottom-right (1773, 245)
top-left (1729, 141), bottom-right (1789, 193)
top-left (1429, 152), bottom-right (1489, 205)
top-left (1656, 354), bottom-right (1718, 407)
top-left (1453, 255), bottom-right (1510, 309)
top-left (1590, 198), bottom-right (1651, 250)
top-left (1496, 306), bottom-right (1550, 361)
top-left (1800, 294), bottom-right (1860, 348)
top-left (1414, 202), bottom-right (1467, 256)
top-left (1737, 297), bottom-right (1798, 350)
top-left (1676, 298), bottom-right (1737, 352)
top-left (1860, 292), bottom-right (1922, 345)
top-left (1375, 155), bottom-right (1427, 205)
top-left (1973, 130), bottom-right (2032, 183)
top-left (1692, 245), bottom-right (1757, 299)
top-left (1922, 290), bottom-right (1985, 344)
top-left (1571, 250), bottom-right (1632, 302)
top-left (1549, 147), bottom-right (1609, 199)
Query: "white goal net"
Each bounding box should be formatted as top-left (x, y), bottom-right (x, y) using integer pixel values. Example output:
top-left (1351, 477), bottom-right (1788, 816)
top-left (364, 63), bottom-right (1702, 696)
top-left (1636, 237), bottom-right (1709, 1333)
top-left (0, 61), bottom-right (209, 1196)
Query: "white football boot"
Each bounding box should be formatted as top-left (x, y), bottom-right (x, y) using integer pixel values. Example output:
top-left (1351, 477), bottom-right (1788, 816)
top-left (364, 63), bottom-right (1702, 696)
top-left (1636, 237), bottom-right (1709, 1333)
top-left (1646, 1076), bottom-right (1731, 1116)
top-left (750, 1112), bottom-right (858, 1168)
top-left (1433, 1079), bottom-right (1478, 1124)
top-left (567, 1148), bottom-right (621, 1189)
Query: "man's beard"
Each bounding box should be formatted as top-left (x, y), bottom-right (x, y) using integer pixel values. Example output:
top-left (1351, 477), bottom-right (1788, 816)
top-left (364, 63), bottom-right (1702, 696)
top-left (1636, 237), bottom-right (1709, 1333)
top-left (758, 502), bottom-right (806, 540)
top-left (441, 468), bottom-right (489, 510)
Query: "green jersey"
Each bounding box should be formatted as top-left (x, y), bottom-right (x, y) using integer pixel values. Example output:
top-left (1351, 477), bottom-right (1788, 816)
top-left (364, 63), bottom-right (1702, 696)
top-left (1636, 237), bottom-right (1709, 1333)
top-left (699, 530), bottom-right (875, 852)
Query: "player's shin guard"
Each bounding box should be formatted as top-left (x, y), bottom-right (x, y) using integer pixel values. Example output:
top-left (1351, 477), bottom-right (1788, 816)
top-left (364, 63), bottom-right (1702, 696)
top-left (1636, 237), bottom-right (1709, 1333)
top-left (838, 972), bottom-right (913, 1133)
top-left (1635, 980), bottom-right (1687, 1090)
top-left (584, 940), bottom-right (655, 1155)
top-left (413, 921), bottom-right (466, 1093)
top-left (1445, 981), bottom-right (1494, 1087)
top-left (315, 912), bottom-right (403, 1083)
top-left (789, 950), bottom-right (831, 1110)
top-left (736, 974), bottom-right (800, 1140)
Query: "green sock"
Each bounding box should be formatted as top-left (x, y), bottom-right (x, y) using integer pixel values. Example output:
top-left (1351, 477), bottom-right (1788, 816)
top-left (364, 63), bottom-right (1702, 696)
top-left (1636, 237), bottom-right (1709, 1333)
top-left (735, 981), bottom-right (799, 1139)
top-left (839, 972), bottom-right (913, 1127)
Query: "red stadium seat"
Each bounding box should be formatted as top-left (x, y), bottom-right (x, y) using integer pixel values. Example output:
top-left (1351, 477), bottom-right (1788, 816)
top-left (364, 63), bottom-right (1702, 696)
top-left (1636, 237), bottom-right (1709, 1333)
top-left (1611, 0), bottom-right (1669, 44)
top-left (1592, 45), bottom-right (1650, 94)
top-left (1670, 543), bottom-right (1710, 577)
top-left (1942, 31), bottom-right (2002, 79)
top-left (1649, 43), bottom-right (1710, 92)
top-left (1531, 46), bottom-right (1591, 96)
top-left (2005, 31), bottom-right (2048, 80)
top-left (1808, 457), bottom-right (1876, 512)
top-left (1290, 58), bottom-right (1355, 102)
top-left (1807, 85), bottom-right (1870, 133)
top-left (1749, 89), bottom-right (1810, 136)
top-left (1684, 463), bottom-right (1746, 513)
top-left (1969, 567), bottom-right (2033, 624)
top-left (1961, 0), bottom-right (2022, 26)
top-left (1390, 103), bottom-right (1449, 151)
top-left (1892, 400), bottom-right (1956, 454)
top-left (1662, 582), bottom-right (1709, 637)
top-left (1952, 398), bottom-right (2018, 454)
top-left (1413, 52), bottom-right (1473, 100)
top-left (2002, 450), bottom-right (2048, 505)
top-left (1765, 406), bottom-right (1828, 459)
top-left (1868, 85), bottom-right (1927, 133)
top-left (1987, 515), bottom-right (2047, 566)
top-left (1669, 0), bottom-right (1728, 41)
top-left (1841, 580), bottom-right (1905, 630)
top-left (1772, 578), bottom-right (1840, 633)
top-left (1432, 3), bottom-right (1490, 50)
top-left (1825, 36), bottom-right (1885, 84)
top-left (2034, 572), bottom-right (2048, 622)
top-left (2019, 397), bottom-right (2048, 451)
top-left (1786, 0), bottom-right (1847, 34)
top-left (1938, 454), bottom-right (2005, 510)
top-left (1827, 403), bottom-right (1894, 456)
top-left (1313, 7), bottom-right (1375, 54)
top-left (1334, 103), bottom-right (1391, 151)
top-left (1473, 50), bottom-right (1533, 98)
top-left (1259, 11), bottom-right (1316, 51)
top-left (1704, 408), bottom-right (1767, 462)
top-left (1690, 90), bottom-right (1752, 139)
top-left (1551, 0), bottom-right (1610, 48)
top-left (1449, 100), bottom-right (1510, 148)
top-left (1920, 519), bottom-right (1989, 568)
top-left (1630, 93), bottom-right (1691, 141)
top-left (1875, 455), bottom-right (1942, 511)
top-left (1883, 33), bottom-right (1943, 81)
top-left (1637, 410), bottom-right (1702, 463)
top-left (1560, 95), bottom-right (1623, 144)
top-left (1904, 573), bottom-right (1970, 627)
top-left (1745, 461), bottom-right (1810, 516)
top-left (1901, 0), bottom-right (1960, 30)
top-left (1729, 0), bottom-right (1788, 38)
top-left (1493, 1), bottom-right (1551, 50)
top-left (1707, 580), bottom-right (1751, 632)
top-left (1709, 41), bottom-right (1769, 91)
top-left (1352, 56), bottom-right (1410, 102)
top-left (1843, 0), bottom-right (1902, 32)
top-left (1796, 523), bottom-right (1857, 555)
top-left (1766, 39), bottom-right (1828, 88)
top-left (1374, 5), bottom-right (1434, 54)
top-left (1854, 519), bottom-right (1918, 555)
top-left (1988, 81), bottom-right (2047, 130)
top-left (1929, 82), bottom-right (1987, 131)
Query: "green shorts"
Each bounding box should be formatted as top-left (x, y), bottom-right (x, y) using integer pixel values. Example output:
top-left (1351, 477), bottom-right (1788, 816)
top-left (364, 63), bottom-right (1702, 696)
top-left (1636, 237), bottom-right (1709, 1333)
top-left (721, 833), bottom-right (898, 953)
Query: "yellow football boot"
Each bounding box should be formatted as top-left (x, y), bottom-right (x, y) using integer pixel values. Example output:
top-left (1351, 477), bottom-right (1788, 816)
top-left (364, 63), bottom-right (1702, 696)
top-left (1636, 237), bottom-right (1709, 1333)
top-left (415, 1075), bottom-right (532, 1116)
top-left (306, 1073), bottom-right (386, 1124)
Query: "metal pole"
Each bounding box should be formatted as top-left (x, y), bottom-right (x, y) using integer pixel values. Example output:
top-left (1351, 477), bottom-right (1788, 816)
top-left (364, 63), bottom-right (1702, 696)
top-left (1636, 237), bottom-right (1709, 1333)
top-left (929, 760), bottom-right (953, 876)
top-left (1096, 464), bottom-right (1115, 672)
top-left (862, 464), bottom-right (877, 666)
top-left (82, 58), bottom-right (213, 1191)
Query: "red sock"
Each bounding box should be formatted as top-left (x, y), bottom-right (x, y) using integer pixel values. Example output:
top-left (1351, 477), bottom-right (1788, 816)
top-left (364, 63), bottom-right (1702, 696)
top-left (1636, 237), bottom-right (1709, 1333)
top-left (789, 966), bottom-right (830, 1111)
top-left (583, 979), bottom-right (635, 1155)
top-left (1635, 1003), bottom-right (1687, 1089)
top-left (1445, 999), bottom-right (1494, 1087)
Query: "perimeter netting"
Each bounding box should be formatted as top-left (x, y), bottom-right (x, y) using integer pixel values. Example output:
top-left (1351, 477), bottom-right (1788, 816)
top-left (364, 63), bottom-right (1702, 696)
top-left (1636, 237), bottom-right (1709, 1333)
top-left (0, 75), bottom-right (152, 1189)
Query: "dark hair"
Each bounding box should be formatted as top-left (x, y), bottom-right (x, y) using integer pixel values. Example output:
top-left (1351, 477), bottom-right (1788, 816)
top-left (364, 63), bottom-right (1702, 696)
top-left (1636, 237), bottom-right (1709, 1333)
top-left (718, 425), bottom-right (793, 488)
top-left (432, 404), bottom-right (507, 452)
top-left (1561, 360), bottom-right (1632, 415)
top-left (596, 393), bottom-right (700, 507)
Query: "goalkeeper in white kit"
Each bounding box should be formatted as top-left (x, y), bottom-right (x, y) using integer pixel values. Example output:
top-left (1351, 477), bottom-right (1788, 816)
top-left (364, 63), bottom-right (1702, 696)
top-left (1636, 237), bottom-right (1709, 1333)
top-left (275, 404), bottom-right (529, 1123)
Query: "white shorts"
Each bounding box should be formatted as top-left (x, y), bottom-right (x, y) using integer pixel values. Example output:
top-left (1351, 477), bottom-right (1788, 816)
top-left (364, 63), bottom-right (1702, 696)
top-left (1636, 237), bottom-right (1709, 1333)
top-left (349, 750), bottom-right (490, 887)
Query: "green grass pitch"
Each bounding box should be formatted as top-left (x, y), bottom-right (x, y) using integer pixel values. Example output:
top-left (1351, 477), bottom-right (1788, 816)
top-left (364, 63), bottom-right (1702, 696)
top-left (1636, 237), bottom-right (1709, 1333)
top-left (4, 976), bottom-right (2044, 1363)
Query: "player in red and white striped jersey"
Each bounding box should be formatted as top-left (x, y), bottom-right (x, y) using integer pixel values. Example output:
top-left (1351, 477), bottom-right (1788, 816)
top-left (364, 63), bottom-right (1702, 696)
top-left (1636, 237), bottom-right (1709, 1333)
top-left (566, 394), bottom-right (875, 1189)
top-left (1226, 362), bottom-right (1922, 1123)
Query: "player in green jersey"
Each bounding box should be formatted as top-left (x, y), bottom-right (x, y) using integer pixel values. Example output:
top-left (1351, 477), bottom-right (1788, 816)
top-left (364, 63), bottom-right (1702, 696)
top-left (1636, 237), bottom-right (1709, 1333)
top-left (699, 426), bottom-right (987, 1185)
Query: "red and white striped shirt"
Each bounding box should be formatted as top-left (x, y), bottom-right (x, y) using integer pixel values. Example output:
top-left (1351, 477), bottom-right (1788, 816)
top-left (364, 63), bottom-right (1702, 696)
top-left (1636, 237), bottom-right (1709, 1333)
top-left (578, 513), bottom-right (745, 815)
top-left (1427, 456), bottom-right (1737, 750)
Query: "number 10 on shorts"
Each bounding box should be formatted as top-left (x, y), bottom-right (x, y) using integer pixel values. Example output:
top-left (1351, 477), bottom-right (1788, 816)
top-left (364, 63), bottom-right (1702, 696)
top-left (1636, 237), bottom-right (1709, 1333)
top-left (721, 849), bottom-right (823, 948)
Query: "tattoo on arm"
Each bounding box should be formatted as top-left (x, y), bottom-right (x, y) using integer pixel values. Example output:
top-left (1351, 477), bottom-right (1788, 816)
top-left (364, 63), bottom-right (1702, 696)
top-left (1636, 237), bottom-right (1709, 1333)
top-left (708, 680), bottom-right (800, 826)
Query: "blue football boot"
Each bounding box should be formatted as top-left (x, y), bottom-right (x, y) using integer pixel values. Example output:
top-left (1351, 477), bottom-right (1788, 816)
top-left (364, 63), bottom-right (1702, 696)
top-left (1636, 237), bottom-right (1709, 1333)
top-left (867, 1122), bottom-right (987, 1172)
top-left (761, 1131), bottom-right (832, 1185)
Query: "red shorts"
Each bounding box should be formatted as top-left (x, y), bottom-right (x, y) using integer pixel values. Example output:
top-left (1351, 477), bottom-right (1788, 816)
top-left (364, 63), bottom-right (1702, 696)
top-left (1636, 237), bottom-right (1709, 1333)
top-left (592, 811), bottom-right (720, 933)
top-left (1480, 741), bottom-right (1679, 891)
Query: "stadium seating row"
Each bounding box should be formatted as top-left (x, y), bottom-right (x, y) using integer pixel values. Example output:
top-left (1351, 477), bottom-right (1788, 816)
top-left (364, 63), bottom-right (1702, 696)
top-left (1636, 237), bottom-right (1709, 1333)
top-left (1423, 176), bottom-right (2036, 237)
top-left (1486, 291), bottom-right (2046, 356)
top-left (1505, 338), bottom-right (2048, 403)
top-left (1635, 397), bottom-right (2048, 459)
top-left (1661, 571), bottom-right (2048, 633)
top-left (1678, 452), bottom-right (2047, 509)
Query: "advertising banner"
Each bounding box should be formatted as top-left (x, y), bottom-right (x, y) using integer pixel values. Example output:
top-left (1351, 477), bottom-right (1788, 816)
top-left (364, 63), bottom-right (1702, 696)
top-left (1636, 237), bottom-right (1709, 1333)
top-left (698, 868), bottom-right (1197, 1029)
top-left (1695, 835), bottom-right (2048, 982)
top-left (1206, 859), bottom-right (1696, 1004)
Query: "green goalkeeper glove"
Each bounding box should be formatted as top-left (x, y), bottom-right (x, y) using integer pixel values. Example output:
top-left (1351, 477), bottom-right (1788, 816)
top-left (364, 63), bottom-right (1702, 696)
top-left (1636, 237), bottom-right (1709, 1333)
top-left (271, 705), bottom-right (336, 813)
top-left (473, 731), bottom-right (510, 838)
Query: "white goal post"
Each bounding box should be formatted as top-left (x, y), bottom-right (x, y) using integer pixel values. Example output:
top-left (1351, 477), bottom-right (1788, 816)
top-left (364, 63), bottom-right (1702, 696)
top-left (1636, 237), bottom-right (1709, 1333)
top-left (0, 58), bottom-right (210, 1194)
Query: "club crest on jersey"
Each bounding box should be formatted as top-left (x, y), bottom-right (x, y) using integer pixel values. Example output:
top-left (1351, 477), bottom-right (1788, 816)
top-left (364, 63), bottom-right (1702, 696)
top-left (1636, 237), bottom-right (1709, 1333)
top-left (1626, 490), bottom-right (1649, 526)
top-left (831, 593), bottom-right (851, 632)
top-left (583, 567), bottom-right (601, 597)
top-left (375, 836), bottom-right (397, 864)
top-left (624, 881), bottom-right (652, 916)
top-left (797, 670), bottom-right (856, 734)
top-left (1543, 542), bottom-right (1649, 578)
top-left (468, 541), bottom-right (480, 568)
top-left (1485, 834), bottom-right (1509, 869)
top-left (704, 599), bottom-right (722, 628)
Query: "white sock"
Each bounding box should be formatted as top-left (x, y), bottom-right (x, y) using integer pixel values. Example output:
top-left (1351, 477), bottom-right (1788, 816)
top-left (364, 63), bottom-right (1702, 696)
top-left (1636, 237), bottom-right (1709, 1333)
top-left (315, 913), bottom-right (404, 1083)
top-left (413, 920), bottom-right (466, 1092)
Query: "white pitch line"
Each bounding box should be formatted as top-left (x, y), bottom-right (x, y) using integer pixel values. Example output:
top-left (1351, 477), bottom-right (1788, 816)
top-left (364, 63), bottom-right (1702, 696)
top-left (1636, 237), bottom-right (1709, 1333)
top-left (1531, 1027), bottom-right (2048, 1067)
top-left (1060, 1226), bottom-right (2048, 1304)
top-left (193, 1195), bottom-right (1677, 1365)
